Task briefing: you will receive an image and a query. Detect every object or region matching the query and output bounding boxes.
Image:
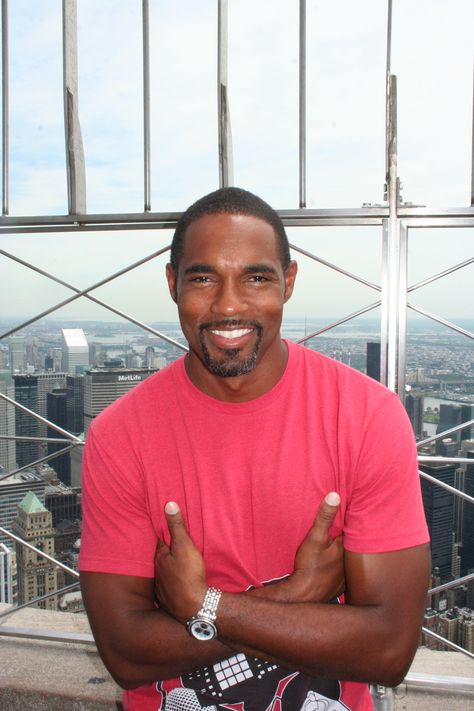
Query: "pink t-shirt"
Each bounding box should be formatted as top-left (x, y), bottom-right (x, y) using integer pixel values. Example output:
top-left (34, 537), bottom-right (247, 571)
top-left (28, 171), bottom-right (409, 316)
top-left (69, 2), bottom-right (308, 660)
top-left (80, 341), bottom-right (429, 710)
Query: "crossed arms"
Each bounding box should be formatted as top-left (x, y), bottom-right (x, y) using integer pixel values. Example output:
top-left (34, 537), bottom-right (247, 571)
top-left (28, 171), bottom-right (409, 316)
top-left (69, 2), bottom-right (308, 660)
top-left (80, 494), bottom-right (430, 691)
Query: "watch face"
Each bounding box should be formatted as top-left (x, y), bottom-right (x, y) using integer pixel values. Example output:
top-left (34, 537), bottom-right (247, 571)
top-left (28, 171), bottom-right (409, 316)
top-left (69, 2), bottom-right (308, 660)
top-left (188, 618), bottom-right (217, 641)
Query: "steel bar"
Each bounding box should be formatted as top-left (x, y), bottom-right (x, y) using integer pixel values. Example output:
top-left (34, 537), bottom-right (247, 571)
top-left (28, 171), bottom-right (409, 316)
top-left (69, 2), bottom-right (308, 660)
top-left (0, 391), bottom-right (81, 442)
top-left (471, 62), bottom-right (474, 206)
top-left (0, 582), bottom-right (80, 619)
top-left (0, 626), bottom-right (94, 644)
top-left (217, 0), bottom-right (233, 186)
top-left (299, 0), bottom-right (306, 208)
top-left (380, 221), bottom-right (389, 385)
top-left (0, 443), bottom-right (77, 482)
top-left (429, 571), bottom-right (474, 595)
top-left (419, 456), bottom-right (474, 465)
top-left (289, 243), bottom-right (381, 291)
top-left (296, 300), bottom-right (381, 345)
top-left (408, 257), bottom-right (474, 293)
top-left (0, 524), bottom-right (79, 577)
top-left (62, 0), bottom-right (86, 213)
top-left (142, 0), bottom-right (151, 211)
top-left (418, 469), bottom-right (474, 506)
top-left (404, 672), bottom-right (474, 693)
top-left (407, 303), bottom-right (474, 341)
top-left (384, 0), bottom-right (392, 189)
top-left (417, 419), bottom-right (474, 448)
top-left (421, 627), bottom-right (474, 659)
top-left (396, 222), bottom-right (408, 399)
top-left (0, 434), bottom-right (77, 444)
top-left (385, 75), bottom-right (399, 392)
top-left (2, 0), bottom-right (9, 215)
top-left (1, 206), bottom-right (473, 231)
top-left (0, 246), bottom-right (188, 352)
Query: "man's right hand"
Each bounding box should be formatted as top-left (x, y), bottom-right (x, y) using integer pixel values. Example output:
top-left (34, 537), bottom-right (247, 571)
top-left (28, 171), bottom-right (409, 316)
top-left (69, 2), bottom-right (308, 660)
top-left (252, 492), bottom-right (344, 604)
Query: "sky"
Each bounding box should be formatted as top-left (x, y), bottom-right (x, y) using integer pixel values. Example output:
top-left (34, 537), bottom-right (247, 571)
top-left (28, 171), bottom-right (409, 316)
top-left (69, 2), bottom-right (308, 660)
top-left (0, 0), bottom-right (473, 328)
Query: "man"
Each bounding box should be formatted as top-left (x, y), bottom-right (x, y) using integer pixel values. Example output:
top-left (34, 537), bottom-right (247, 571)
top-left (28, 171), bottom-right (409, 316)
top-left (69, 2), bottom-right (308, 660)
top-left (79, 187), bottom-right (430, 711)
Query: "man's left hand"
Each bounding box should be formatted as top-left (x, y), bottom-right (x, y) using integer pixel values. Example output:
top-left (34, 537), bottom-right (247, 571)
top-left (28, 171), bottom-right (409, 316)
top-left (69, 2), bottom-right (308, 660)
top-left (154, 501), bottom-right (207, 623)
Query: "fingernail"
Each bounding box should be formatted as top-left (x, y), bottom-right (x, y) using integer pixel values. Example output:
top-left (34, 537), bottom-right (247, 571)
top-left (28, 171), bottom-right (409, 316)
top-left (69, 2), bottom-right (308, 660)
top-left (325, 492), bottom-right (340, 507)
top-left (165, 501), bottom-right (180, 515)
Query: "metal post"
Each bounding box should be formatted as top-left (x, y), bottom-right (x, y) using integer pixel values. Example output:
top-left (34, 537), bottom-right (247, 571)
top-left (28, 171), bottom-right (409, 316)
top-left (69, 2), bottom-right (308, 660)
top-left (397, 222), bottom-right (408, 400)
top-left (2, 0), bottom-right (9, 215)
top-left (299, 0), bottom-right (306, 208)
top-left (62, 0), bottom-right (86, 214)
top-left (217, 0), bottom-right (233, 186)
top-left (142, 0), bottom-right (151, 211)
top-left (385, 74), bottom-right (400, 392)
top-left (370, 684), bottom-right (394, 711)
top-left (471, 63), bottom-right (474, 206)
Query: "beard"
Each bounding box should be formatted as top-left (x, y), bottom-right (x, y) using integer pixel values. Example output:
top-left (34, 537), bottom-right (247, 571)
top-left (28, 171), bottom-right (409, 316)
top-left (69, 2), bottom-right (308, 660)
top-left (198, 320), bottom-right (263, 377)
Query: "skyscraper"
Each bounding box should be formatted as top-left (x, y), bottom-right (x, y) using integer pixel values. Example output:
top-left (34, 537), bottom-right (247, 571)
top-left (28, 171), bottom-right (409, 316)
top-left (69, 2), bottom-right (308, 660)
top-left (405, 392), bottom-right (424, 438)
top-left (366, 342), bottom-right (381, 381)
top-left (12, 491), bottom-right (58, 609)
top-left (461, 451), bottom-right (474, 576)
top-left (47, 389), bottom-right (70, 485)
top-left (83, 367), bottom-right (157, 432)
top-left (13, 373), bottom-right (67, 467)
top-left (0, 470), bottom-right (46, 548)
top-left (420, 463), bottom-right (457, 580)
top-left (61, 328), bottom-right (89, 375)
top-left (0, 370), bottom-right (16, 473)
top-left (8, 336), bottom-right (26, 374)
top-left (0, 543), bottom-right (17, 604)
top-left (66, 375), bottom-right (84, 434)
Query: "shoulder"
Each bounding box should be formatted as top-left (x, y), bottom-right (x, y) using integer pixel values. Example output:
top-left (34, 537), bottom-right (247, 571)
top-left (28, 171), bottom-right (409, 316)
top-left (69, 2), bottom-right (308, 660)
top-left (289, 341), bottom-right (394, 403)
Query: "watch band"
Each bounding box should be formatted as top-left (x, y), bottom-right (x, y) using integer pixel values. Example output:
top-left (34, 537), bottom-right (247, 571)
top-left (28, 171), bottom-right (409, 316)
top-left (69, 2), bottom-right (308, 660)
top-left (186, 587), bottom-right (223, 640)
top-left (197, 587), bottom-right (222, 621)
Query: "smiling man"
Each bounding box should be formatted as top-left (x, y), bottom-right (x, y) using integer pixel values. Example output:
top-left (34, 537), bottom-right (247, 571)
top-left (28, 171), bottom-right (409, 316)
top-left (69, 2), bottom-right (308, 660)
top-left (79, 187), bottom-right (430, 711)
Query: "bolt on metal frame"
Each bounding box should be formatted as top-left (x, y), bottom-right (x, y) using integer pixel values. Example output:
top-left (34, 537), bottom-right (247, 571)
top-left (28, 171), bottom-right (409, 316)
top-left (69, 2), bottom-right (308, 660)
top-left (1, 0), bottom-right (474, 701)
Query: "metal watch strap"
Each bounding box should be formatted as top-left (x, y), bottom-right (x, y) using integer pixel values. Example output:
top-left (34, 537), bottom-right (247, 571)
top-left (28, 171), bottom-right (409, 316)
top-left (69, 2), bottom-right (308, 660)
top-left (198, 586), bottom-right (222, 621)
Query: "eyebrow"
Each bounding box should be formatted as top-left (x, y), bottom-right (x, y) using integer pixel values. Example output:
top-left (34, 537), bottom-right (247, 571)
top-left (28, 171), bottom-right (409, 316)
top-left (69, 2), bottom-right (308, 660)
top-left (184, 263), bottom-right (279, 275)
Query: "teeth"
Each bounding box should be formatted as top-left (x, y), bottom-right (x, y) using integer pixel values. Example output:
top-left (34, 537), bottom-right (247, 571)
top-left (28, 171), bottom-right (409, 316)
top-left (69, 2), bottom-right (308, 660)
top-left (211, 329), bottom-right (252, 339)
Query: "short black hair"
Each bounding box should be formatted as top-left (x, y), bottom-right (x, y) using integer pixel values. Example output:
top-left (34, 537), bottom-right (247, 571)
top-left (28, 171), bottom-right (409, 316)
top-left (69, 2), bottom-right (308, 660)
top-left (169, 187), bottom-right (291, 272)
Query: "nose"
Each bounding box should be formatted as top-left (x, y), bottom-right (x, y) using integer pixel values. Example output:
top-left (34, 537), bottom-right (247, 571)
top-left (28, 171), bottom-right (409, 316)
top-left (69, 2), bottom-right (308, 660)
top-left (209, 278), bottom-right (248, 317)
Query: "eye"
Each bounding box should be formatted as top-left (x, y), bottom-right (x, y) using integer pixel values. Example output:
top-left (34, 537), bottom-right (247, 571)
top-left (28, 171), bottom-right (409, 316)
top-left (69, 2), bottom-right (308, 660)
top-left (189, 275), bottom-right (212, 283)
top-left (248, 274), bottom-right (269, 283)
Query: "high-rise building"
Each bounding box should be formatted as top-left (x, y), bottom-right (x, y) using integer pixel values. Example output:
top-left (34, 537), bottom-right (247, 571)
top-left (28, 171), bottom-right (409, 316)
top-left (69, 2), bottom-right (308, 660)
top-left (8, 336), bottom-right (26, 374)
top-left (44, 480), bottom-right (81, 528)
top-left (0, 470), bottom-right (46, 548)
top-left (461, 451), bottom-right (474, 576)
top-left (0, 542), bottom-right (17, 604)
top-left (405, 392), bottom-right (424, 438)
top-left (61, 328), bottom-right (89, 376)
top-left (460, 404), bottom-right (474, 441)
top-left (12, 491), bottom-right (58, 609)
top-left (0, 370), bottom-right (16, 474)
top-left (366, 342), bottom-right (381, 381)
top-left (437, 404), bottom-right (463, 443)
top-left (420, 463), bottom-right (457, 580)
top-left (47, 389), bottom-right (70, 484)
top-left (13, 373), bottom-right (67, 467)
top-left (83, 367), bottom-right (157, 432)
top-left (66, 375), bottom-right (84, 434)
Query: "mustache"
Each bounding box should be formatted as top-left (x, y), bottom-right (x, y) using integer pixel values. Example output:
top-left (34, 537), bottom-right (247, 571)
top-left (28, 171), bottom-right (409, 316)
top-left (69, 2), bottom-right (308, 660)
top-left (199, 319), bottom-right (262, 332)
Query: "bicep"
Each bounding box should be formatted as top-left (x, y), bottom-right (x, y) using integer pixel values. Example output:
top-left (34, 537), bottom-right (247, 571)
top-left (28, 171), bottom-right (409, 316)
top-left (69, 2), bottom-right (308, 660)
top-left (345, 544), bottom-right (431, 643)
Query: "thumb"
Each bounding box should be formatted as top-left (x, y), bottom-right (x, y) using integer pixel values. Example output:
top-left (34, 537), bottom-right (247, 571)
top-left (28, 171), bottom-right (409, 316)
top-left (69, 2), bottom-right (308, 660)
top-left (310, 492), bottom-right (340, 544)
top-left (164, 501), bottom-right (189, 548)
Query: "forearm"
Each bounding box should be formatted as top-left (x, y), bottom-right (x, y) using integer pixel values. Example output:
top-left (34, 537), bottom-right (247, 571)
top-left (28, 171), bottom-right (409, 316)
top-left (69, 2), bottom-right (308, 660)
top-left (216, 594), bottom-right (409, 686)
top-left (96, 606), bottom-right (233, 688)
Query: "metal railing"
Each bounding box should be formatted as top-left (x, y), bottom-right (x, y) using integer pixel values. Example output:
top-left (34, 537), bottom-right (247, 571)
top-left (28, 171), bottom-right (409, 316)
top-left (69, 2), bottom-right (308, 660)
top-left (1, 0), bottom-right (473, 706)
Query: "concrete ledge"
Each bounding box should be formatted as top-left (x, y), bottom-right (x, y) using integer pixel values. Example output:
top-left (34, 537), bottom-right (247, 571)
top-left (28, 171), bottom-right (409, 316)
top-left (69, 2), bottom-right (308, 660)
top-left (0, 604), bottom-right (122, 710)
top-left (1, 604), bottom-right (473, 709)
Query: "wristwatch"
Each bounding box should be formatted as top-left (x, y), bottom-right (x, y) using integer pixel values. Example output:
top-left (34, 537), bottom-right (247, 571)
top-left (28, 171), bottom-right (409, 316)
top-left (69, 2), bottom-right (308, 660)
top-left (186, 587), bottom-right (222, 641)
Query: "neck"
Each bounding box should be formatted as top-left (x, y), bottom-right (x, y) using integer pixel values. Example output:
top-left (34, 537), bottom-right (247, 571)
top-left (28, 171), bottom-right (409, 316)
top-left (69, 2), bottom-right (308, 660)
top-left (184, 339), bottom-right (289, 403)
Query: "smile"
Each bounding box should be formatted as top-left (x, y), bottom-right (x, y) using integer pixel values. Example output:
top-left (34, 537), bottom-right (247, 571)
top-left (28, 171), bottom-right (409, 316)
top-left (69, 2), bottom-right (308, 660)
top-left (209, 328), bottom-right (253, 339)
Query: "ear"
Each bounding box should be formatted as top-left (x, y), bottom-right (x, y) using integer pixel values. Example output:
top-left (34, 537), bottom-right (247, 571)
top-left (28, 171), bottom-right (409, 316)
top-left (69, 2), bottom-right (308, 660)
top-left (166, 263), bottom-right (178, 303)
top-left (283, 260), bottom-right (298, 303)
